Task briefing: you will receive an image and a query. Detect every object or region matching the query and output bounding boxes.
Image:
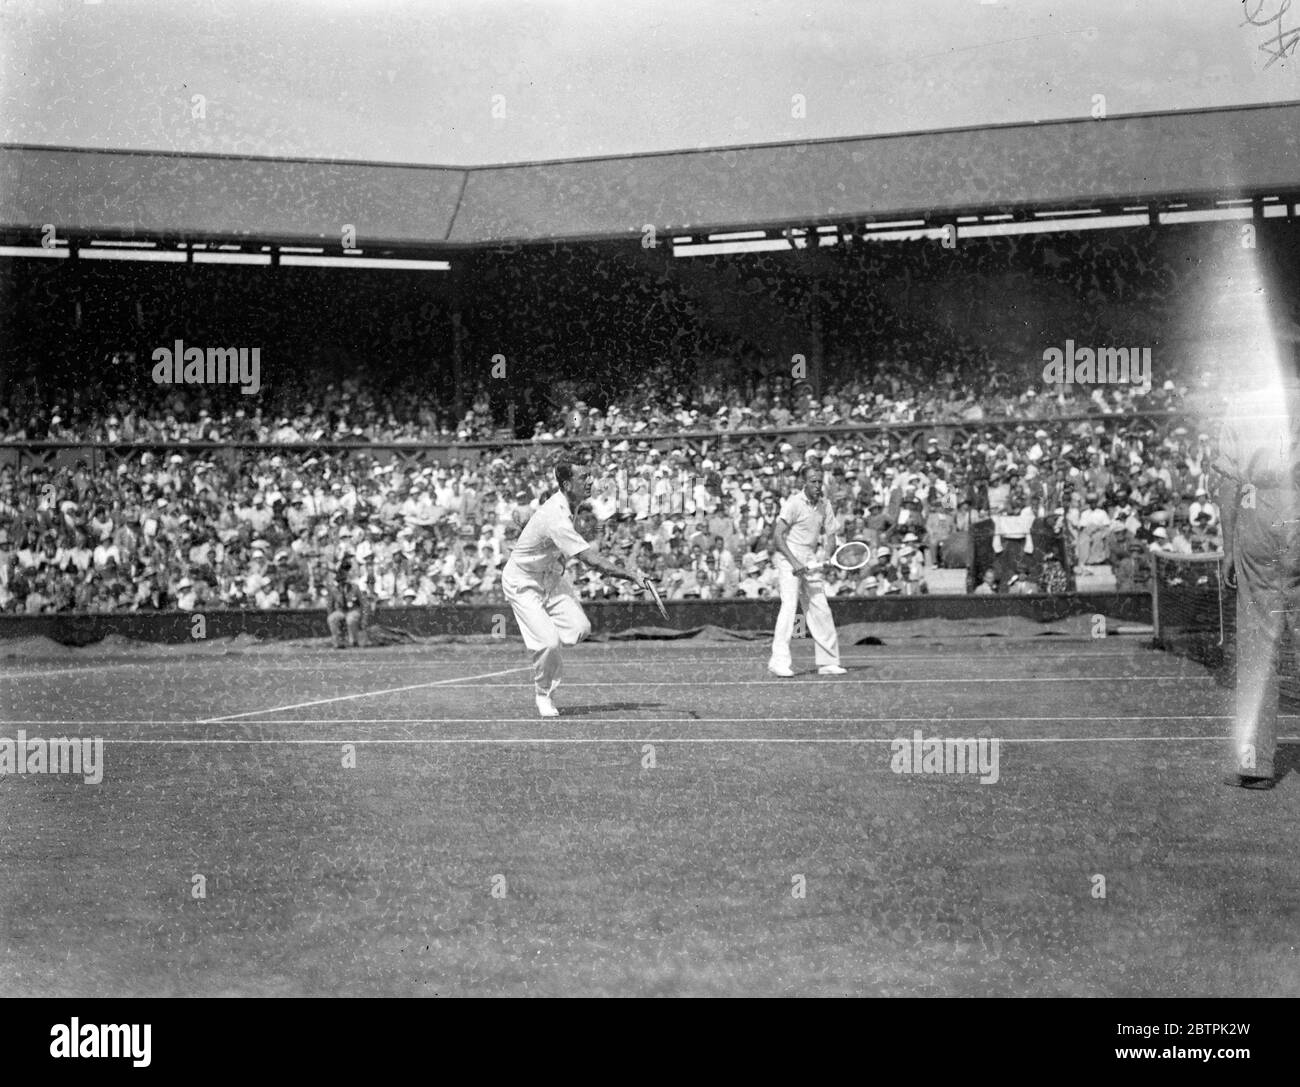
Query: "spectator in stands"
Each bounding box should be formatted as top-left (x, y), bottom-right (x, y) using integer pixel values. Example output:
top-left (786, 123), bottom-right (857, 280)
top-left (1073, 493), bottom-right (1112, 567)
top-left (1006, 573), bottom-right (1036, 595)
top-left (1188, 487), bottom-right (1219, 528)
top-left (862, 499), bottom-right (891, 548)
top-left (1189, 511), bottom-right (1220, 553)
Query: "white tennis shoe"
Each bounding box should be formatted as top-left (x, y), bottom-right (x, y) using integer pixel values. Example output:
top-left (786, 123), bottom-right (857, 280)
top-left (767, 663), bottom-right (795, 677)
top-left (535, 693), bottom-right (560, 717)
top-left (818, 665), bottom-right (847, 676)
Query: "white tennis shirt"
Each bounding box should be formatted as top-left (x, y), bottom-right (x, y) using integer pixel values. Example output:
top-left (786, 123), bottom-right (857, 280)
top-left (776, 490), bottom-right (838, 566)
top-left (504, 491), bottom-right (591, 581)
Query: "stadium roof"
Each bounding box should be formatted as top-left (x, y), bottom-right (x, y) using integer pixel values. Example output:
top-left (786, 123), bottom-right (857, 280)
top-left (2, 101), bottom-right (1298, 250)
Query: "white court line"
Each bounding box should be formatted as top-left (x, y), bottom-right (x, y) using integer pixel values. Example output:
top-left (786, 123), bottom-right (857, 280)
top-left (165, 670), bottom-right (1214, 725)
top-left (0, 654), bottom-right (1176, 682)
top-left (0, 714), bottom-right (1254, 726)
top-left (189, 652), bottom-right (1154, 669)
top-left (196, 665), bottom-right (532, 723)
top-left (0, 661), bottom-right (177, 680)
top-left (142, 650), bottom-right (1138, 666)
top-left (2, 649), bottom-right (1145, 673)
top-left (67, 735), bottom-right (1300, 745)
top-left (397, 674), bottom-right (1206, 688)
top-left (0, 667), bottom-right (1215, 688)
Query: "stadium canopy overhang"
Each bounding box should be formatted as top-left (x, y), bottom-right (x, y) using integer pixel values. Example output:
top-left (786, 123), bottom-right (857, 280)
top-left (1, 101), bottom-right (1298, 255)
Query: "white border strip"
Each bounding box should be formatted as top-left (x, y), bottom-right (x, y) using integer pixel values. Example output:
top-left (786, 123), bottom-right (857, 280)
top-left (59, 735), bottom-right (1300, 746)
top-left (197, 665), bottom-right (531, 722)
top-left (364, 674), bottom-right (1206, 688)
top-left (3, 714), bottom-right (1254, 726)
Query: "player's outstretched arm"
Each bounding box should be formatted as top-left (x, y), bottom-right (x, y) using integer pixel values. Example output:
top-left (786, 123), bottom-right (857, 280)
top-left (575, 545), bottom-right (642, 584)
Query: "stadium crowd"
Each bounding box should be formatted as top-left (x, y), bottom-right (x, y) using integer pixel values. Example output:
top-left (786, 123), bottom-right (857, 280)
top-left (3, 221), bottom-right (1235, 448)
top-left (1, 378), bottom-right (1222, 617)
top-left (2, 341), bottom-right (1206, 448)
top-left (1, 367), bottom-right (497, 445)
top-left (3, 223), bottom-right (1245, 617)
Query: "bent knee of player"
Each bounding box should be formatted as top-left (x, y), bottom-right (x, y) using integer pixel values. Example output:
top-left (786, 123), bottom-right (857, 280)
top-left (561, 621), bottom-right (591, 646)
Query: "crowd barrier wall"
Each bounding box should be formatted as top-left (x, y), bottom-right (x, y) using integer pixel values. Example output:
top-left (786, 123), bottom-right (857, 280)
top-left (0, 592), bottom-right (1152, 647)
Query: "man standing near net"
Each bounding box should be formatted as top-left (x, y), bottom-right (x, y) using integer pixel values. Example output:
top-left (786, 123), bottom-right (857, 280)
top-left (1215, 375), bottom-right (1300, 790)
top-left (768, 463), bottom-right (846, 677)
top-left (502, 460), bottom-right (646, 717)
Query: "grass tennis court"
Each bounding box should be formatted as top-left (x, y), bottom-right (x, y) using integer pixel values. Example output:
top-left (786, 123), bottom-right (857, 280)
top-left (3, 635), bottom-right (1298, 997)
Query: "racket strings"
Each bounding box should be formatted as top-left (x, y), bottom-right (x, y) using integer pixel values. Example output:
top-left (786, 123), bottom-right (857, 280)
top-left (832, 541), bottom-right (872, 570)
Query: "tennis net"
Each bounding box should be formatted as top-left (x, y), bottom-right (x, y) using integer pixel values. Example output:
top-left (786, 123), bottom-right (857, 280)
top-left (1152, 552), bottom-right (1228, 667)
top-left (1152, 550), bottom-right (1300, 703)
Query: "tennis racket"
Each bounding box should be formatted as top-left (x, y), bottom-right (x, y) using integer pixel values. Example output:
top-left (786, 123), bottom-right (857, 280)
top-left (640, 576), bottom-right (670, 622)
top-left (805, 540), bottom-right (873, 574)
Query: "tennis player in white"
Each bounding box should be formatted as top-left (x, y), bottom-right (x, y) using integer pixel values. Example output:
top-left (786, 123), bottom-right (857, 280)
top-left (503, 460), bottom-right (643, 717)
top-left (769, 464), bottom-right (846, 677)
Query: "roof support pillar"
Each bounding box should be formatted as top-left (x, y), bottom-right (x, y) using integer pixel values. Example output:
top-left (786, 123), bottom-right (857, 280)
top-left (449, 253), bottom-right (471, 419)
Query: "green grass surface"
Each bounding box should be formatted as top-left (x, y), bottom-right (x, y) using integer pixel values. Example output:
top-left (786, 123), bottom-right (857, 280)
top-left (2, 639), bottom-right (1297, 996)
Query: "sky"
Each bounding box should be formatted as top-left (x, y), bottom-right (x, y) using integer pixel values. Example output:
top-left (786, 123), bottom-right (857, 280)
top-left (0, 0), bottom-right (1297, 165)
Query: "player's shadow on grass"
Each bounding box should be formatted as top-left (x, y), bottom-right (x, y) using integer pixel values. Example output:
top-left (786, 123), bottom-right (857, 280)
top-left (560, 702), bottom-right (666, 716)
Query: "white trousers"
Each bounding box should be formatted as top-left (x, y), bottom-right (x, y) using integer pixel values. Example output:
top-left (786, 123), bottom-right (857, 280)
top-left (770, 560), bottom-right (840, 670)
top-left (502, 562), bottom-right (592, 695)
